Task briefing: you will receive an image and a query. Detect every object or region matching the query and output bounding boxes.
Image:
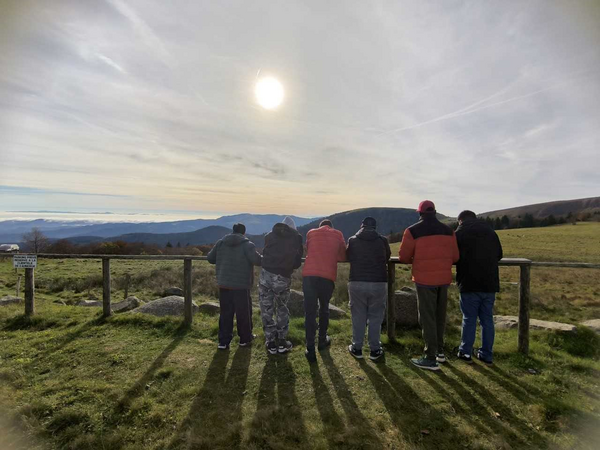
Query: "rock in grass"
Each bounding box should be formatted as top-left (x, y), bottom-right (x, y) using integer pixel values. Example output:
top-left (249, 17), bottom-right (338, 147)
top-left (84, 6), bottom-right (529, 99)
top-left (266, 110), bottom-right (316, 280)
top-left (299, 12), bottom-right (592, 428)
top-left (76, 300), bottom-right (102, 307)
top-left (494, 315), bottom-right (577, 333)
top-left (0, 295), bottom-right (22, 306)
top-left (287, 289), bottom-right (347, 319)
top-left (164, 287), bottom-right (184, 297)
top-left (581, 319), bottom-right (600, 334)
top-left (112, 296), bottom-right (143, 313)
top-left (132, 296), bottom-right (199, 317)
top-left (394, 287), bottom-right (419, 327)
top-left (198, 302), bottom-right (220, 315)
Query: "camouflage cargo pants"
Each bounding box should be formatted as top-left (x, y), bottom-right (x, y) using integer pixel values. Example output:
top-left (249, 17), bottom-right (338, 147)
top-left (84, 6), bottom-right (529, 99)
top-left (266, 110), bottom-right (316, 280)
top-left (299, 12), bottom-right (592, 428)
top-left (259, 269), bottom-right (291, 343)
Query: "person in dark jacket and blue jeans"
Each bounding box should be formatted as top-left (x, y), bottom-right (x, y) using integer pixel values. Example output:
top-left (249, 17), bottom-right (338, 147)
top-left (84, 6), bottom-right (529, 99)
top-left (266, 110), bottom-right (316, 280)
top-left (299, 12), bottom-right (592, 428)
top-left (455, 210), bottom-right (503, 364)
top-left (207, 223), bottom-right (262, 350)
top-left (346, 217), bottom-right (391, 361)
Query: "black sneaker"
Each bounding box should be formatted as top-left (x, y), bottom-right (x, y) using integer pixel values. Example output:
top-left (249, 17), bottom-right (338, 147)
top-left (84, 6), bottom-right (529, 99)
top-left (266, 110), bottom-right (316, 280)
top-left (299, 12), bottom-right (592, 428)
top-left (278, 340), bottom-right (293, 354)
top-left (348, 344), bottom-right (363, 359)
top-left (457, 351), bottom-right (473, 364)
top-left (305, 347), bottom-right (317, 363)
top-left (476, 352), bottom-right (493, 365)
top-left (411, 358), bottom-right (440, 371)
top-left (369, 348), bottom-right (385, 361)
top-left (318, 335), bottom-right (332, 351)
top-left (217, 343), bottom-right (230, 351)
top-left (239, 334), bottom-right (257, 347)
top-left (266, 341), bottom-right (278, 355)
top-left (436, 353), bottom-right (446, 363)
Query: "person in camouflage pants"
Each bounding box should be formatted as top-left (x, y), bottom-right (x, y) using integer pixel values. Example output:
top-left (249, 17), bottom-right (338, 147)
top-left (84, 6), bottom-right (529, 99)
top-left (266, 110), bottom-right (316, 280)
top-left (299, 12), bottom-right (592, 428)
top-left (259, 217), bottom-right (303, 354)
top-left (259, 269), bottom-right (292, 352)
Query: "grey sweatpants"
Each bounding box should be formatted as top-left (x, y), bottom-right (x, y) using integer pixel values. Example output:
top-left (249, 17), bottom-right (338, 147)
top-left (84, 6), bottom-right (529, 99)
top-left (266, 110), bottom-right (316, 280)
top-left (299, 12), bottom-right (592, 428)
top-left (348, 281), bottom-right (387, 351)
top-left (416, 285), bottom-right (448, 361)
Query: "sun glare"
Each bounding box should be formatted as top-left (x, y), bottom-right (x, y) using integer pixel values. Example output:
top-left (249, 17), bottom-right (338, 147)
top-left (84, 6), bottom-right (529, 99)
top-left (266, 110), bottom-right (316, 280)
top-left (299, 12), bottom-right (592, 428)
top-left (255, 77), bottom-right (284, 110)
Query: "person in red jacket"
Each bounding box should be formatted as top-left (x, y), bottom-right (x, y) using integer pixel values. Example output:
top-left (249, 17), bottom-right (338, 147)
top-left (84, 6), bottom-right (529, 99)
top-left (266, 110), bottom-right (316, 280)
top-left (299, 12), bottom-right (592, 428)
top-left (399, 200), bottom-right (459, 371)
top-left (302, 219), bottom-right (347, 362)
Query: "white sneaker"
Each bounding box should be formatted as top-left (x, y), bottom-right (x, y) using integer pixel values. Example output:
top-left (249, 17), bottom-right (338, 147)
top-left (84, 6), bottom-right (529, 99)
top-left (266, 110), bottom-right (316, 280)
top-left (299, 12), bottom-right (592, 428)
top-left (436, 353), bottom-right (446, 363)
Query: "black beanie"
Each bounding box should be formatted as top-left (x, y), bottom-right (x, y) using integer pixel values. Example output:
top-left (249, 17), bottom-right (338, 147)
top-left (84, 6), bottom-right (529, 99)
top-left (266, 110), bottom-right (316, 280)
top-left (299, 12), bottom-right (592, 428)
top-left (232, 223), bottom-right (246, 234)
top-left (361, 216), bottom-right (377, 228)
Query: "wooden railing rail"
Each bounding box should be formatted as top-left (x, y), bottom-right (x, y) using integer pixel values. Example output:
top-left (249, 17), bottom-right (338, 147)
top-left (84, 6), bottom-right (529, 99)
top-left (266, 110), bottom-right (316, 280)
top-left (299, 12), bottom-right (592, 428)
top-left (4, 253), bottom-right (599, 355)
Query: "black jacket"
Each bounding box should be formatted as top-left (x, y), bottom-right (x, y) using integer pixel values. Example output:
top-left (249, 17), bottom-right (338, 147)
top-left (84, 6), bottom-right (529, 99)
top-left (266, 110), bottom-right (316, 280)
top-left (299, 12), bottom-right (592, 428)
top-left (262, 223), bottom-right (303, 278)
top-left (347, 227), bottom-right (391, 282)
top-left (455, 219), bottom-right (503, 293)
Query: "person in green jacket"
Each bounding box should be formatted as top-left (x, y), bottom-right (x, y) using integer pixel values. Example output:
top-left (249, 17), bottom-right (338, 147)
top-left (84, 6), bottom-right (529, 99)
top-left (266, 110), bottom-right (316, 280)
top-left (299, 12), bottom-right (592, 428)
top-left (207, 223), bottom-right (262, 350)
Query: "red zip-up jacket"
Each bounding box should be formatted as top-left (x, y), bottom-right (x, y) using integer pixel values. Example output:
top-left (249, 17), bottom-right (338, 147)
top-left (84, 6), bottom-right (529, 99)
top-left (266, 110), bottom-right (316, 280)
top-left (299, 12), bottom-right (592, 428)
top-left (399, 216), bottom-right (459, 286)
top-left (302, 225), bottom-right (347, 281)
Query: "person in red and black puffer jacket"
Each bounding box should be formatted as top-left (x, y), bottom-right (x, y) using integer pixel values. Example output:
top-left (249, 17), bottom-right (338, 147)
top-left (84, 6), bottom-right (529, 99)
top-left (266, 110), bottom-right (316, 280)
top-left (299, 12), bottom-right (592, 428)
top-left (399, 200), bottom-right (459, 371)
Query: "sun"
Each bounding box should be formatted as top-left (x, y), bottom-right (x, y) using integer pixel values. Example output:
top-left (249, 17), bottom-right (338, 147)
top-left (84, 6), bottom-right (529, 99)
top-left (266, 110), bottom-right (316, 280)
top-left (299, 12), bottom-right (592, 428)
top-left (255, 77), bottom-right (284, 110)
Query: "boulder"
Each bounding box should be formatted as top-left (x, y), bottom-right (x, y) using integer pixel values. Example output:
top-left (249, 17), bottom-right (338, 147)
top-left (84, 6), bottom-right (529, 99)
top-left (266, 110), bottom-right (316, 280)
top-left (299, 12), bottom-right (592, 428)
top-left (132, 296), bottom-right (199, 317)
top-left (0, 295), bottom-right (22, 306)
top-left (164, 287), bottom-right (184, 297)
top-left (113, 296), bottom-right (143, 313)
top-left (287, 289), bottom-right (347, 319)
top-left (76, 300), bottom-right (102, 307)
top-left (198, 301), bottom-right (220, 315)
top-left (581, 319), bottom-right (600, 334)
top-left (394, 287), bottom-right (419, 327)
top-left (494, 315), bottom-right (577, 333)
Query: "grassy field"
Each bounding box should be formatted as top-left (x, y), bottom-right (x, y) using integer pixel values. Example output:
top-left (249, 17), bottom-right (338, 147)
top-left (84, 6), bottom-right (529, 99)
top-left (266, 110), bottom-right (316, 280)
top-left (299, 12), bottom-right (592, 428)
top-left (1, 223), bottom-right (599, 449)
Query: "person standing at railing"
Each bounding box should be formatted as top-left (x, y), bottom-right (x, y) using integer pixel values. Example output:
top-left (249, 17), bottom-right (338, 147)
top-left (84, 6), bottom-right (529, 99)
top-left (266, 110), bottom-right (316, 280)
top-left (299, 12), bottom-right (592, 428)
top-left (207, 223), bottom-right (262, 350)
top-left (259, 216), bottom-right (303, 355)
top-left (302, 219), bottom-right (347, 363)
top-left (399, 200), bottom-right (459, 371)
top-left (455, 210), bottom-right (503, 365)
top-left (346, 217), bottom-right (391, 361)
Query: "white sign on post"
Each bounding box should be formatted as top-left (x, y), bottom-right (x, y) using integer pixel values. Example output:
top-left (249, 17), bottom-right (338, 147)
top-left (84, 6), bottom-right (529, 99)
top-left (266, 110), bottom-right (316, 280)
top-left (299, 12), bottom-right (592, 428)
top-left (13, 254), bottom-right (37, 269)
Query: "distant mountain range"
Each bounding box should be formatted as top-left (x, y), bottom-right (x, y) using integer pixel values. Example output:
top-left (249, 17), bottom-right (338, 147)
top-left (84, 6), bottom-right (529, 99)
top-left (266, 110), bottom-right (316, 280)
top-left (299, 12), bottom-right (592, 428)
top-left (481, 196), bottom-right (600, 219)
top-left (297, 207), bottom-right (448, 240)
top-left (0, 214), bottom-right (313, 243)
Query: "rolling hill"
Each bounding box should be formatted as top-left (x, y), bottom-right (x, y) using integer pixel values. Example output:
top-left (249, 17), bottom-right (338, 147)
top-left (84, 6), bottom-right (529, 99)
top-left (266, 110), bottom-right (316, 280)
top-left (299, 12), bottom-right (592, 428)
top-left (98, 225), bottom-right (233, 247)
top-left (297, 207), bottom-right (447, 240)
top-left (481, 196), bottom-right (600, 219)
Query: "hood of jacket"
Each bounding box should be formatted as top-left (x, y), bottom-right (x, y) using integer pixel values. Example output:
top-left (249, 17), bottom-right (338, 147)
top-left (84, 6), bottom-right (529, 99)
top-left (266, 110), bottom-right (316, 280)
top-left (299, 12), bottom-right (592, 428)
top-left (222, 233), bottom-right (249, 246)
top-left (272, 223), bottom-right (298, 239)
top-left (355, 227), bottom-right (379, 241)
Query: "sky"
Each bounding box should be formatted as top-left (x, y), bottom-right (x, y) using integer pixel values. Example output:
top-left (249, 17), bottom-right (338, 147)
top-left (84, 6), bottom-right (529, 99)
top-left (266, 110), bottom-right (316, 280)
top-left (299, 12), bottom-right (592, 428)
top-left (1, 0), bottom-right (599, 221)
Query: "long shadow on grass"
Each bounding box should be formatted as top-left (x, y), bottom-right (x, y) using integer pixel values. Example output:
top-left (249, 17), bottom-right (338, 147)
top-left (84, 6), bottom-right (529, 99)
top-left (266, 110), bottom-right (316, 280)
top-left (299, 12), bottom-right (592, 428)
top-left (308, 363), bottom-right (345, 448)
top-left (170, 347), bottom-right (251, 449)
top-left (359, 360), bottom-right (465, 448)
top-left (444, 363), bottom-right (548, 447)
top-left (319, 352), bottom-right (384, 448)
top-left (113, 324), bottom-right (189, 416)
top-left (246, 355), bottom-right (308, 449)
top-left (405, 362), bottom-right (534, 448)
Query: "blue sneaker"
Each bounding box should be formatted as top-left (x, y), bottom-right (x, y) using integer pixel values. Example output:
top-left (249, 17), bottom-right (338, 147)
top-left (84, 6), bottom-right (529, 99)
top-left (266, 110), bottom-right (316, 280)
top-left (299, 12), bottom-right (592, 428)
top-left (411, 358), bottom-right (440, 371)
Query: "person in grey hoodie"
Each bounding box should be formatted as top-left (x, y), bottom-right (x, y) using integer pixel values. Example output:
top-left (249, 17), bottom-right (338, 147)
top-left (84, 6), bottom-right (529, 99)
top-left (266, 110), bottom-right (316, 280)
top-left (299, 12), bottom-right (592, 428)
top-left (207, 223), bottom-right (262, 349)
top-left (259, 216), bottom-right (303, 355)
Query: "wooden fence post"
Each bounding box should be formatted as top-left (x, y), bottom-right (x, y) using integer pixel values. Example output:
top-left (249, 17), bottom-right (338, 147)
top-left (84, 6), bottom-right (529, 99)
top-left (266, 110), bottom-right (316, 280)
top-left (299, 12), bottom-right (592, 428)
top-left (387, 262), bottom-right (396, 341)
top-left (102, 258), bottom-right (112, 317)
top-left (183, 258), bottom-right (193, 326)
top-left (24, 268), bottom-right (34, 316)
top-left (518, 263), bottom-right (531, 355)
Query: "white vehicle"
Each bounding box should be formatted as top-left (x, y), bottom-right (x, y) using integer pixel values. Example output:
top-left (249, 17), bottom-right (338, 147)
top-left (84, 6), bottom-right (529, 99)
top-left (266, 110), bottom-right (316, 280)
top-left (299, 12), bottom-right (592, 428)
top-left (0, 244), bottom-right (20, 253)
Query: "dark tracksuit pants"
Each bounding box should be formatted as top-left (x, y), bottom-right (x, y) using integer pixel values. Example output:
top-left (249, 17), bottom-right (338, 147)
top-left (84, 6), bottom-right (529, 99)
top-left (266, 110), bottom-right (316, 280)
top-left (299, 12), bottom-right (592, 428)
top-left (303, 276), bottom-right (335, 349)
top-left (416, 285), bottom-right (448, 361)
top-left (218, 288), bottom-right (253, 345)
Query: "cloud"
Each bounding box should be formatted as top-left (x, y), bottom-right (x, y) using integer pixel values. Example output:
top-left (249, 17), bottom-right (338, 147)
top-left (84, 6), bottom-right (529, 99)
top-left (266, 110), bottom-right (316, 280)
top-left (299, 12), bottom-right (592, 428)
top-left (0, 0), bottom-right (599, 217)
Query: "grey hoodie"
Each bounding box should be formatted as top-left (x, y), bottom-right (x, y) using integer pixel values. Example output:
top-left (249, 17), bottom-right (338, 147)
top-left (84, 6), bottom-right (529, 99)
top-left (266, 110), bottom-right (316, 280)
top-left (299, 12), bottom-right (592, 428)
top-left (207, 233), bottom-right (262, 289)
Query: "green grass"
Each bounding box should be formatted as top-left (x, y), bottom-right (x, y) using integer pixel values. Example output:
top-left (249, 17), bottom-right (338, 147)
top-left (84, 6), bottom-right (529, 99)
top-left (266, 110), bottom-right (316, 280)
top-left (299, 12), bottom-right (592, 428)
top-left (1, 223), bottom-right (600, 449)
top-left (1, 301), bottom-right (599, 450)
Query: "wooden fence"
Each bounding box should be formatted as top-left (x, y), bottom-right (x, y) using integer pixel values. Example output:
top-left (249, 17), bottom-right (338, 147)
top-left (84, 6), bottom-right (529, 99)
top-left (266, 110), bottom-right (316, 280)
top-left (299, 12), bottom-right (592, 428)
top-left (7, 254), bottom-right (600, 356)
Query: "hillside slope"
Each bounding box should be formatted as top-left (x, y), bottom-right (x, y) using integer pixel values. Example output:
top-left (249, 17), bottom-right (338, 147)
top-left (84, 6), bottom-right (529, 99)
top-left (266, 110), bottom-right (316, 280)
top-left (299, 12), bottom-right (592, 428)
top-left (481, 196), bottom-right (600, 219)
top-left (109, 225), bottom-right (232, 246)
top-left (297, 207), bottom-right (447, 240)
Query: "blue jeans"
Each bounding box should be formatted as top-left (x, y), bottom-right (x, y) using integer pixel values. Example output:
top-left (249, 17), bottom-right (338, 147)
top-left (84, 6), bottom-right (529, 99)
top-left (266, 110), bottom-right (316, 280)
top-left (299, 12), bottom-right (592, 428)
top-left (459, 292), bottom-right (495, 361)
